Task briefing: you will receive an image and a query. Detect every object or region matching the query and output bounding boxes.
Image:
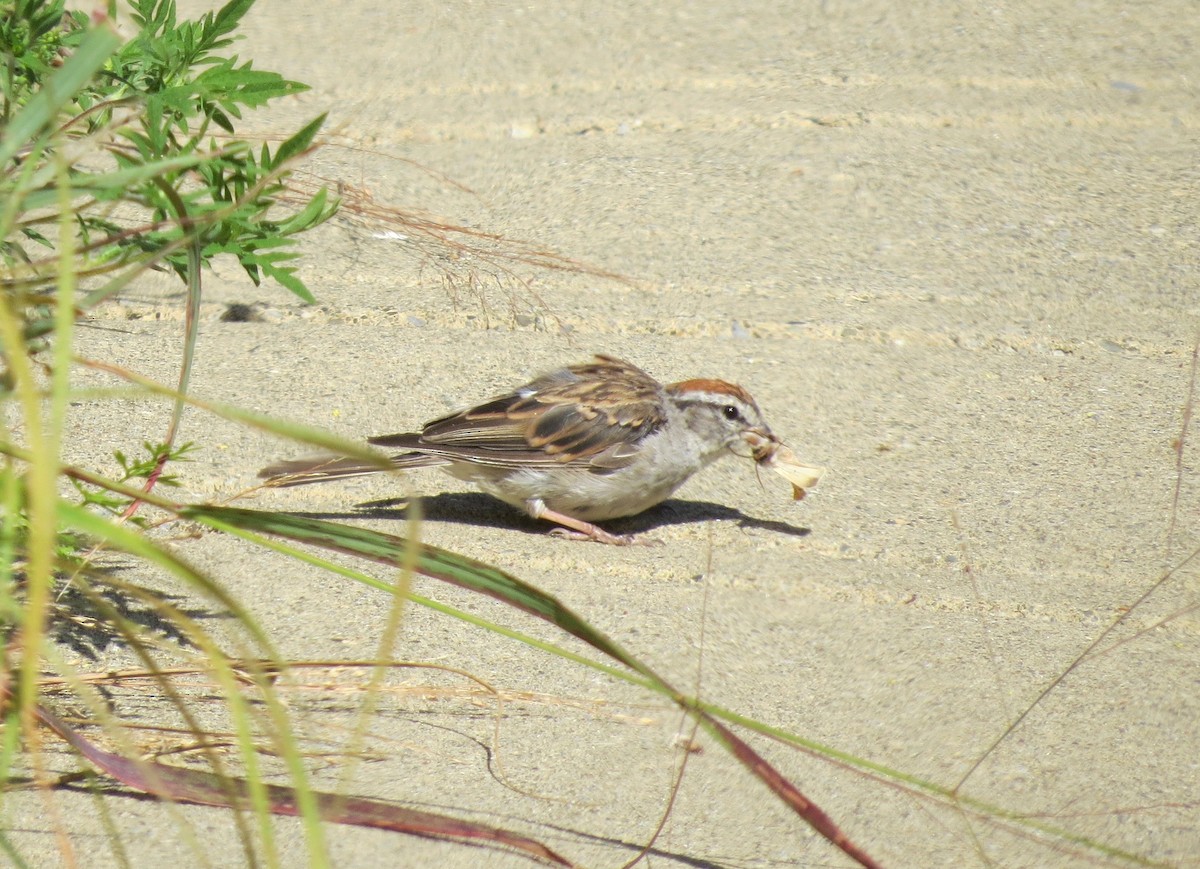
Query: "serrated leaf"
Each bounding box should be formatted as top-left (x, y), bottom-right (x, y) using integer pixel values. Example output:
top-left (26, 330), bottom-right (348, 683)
top-left (274, 186), bottom-right (336, 235)
top-left (195, 65), bottom-right (308, 109)
top-left (261, 263), bottom-right (314, 302)
top-left (211, 0), bottom-right (257, 39)
top-left (210, 105), bottom-right (235, 133)
top-left (272, 112), bottom-right (326, 168)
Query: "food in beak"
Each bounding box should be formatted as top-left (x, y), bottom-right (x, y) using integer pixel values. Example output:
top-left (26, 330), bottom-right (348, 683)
top-left (749, 437), bottom-right (825, 501)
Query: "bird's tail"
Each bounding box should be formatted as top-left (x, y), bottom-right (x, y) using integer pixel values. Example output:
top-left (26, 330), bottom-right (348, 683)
top-left (258, 455), bottom-right (391, 487)
top-left (258, 451), bottom-right (447, 487)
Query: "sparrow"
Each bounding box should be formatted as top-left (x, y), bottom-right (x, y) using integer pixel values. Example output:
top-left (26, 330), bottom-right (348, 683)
top-left (258, 355), bottom-right (820, 544)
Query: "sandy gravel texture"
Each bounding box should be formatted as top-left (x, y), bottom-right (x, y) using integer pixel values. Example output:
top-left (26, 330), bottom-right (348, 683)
top-left (9, 1), bottom-right (1200, 867)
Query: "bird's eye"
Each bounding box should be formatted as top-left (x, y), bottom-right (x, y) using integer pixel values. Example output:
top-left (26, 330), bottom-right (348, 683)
top-left (722, 405), bottom-right (741, 421)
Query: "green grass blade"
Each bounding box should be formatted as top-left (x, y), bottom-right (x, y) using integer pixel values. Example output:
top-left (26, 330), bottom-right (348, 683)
top-left (55, 501), bottom-right (325, 866)
top-left (199, 516), bottom-right (650, 687)
top-left (182, 505), bottom-right (651, 676)
top-left (74, 359), bottom-right (391, 464)
top-left (19, 151), bottom-right (213, 208)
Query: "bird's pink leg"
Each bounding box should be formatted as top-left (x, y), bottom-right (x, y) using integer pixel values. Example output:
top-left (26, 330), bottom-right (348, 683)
top-left (526, 500), bottom-right (637, 545)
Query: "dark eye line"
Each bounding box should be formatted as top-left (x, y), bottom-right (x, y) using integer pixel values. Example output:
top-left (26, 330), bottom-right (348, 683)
top-left (673, 396), bottom-right (750, 422)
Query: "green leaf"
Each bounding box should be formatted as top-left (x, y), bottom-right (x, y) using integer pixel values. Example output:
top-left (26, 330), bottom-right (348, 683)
top-left (277, 186), bottom-right (335, 235)
top-left (209, 105), bottom-right (235, 133)
top-left (195, 64), bottom-right (308, 109)
top-left (261, 262), bottom-right (314, 302)
top-left (211, 0), bottom-right (257, 40)
top-left (181, 507), bottom-right (643, 670)
top-left (272, 112), bottom-right (326, 167)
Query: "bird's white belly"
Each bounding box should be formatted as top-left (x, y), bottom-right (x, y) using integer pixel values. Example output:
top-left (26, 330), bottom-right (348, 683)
top-left (453, 457), bottom-right (709, 521)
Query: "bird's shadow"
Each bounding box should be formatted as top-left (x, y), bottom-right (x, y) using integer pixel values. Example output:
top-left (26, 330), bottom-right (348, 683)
top-left (286, 492), bottom-right (811, 540)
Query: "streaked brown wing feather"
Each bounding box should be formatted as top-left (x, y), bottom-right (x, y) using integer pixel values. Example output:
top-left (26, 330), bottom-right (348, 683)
top-left (368, 355), bottom-right (666, 470)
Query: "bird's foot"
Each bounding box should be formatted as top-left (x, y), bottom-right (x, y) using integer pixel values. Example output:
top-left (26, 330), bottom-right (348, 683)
top-left (530, 502), bottom-right (653, 546)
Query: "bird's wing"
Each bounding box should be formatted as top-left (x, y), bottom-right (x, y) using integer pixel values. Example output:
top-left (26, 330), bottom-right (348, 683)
top-left (368, 355), bottom-right (666, 470)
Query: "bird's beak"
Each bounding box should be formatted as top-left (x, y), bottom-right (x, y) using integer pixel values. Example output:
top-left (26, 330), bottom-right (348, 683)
top-left (740, 427), bottom-right (781, 462)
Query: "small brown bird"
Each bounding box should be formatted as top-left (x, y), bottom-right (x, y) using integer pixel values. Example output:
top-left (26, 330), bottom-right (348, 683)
top-left (259, 355), bottom-right (821, 544)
